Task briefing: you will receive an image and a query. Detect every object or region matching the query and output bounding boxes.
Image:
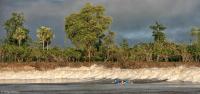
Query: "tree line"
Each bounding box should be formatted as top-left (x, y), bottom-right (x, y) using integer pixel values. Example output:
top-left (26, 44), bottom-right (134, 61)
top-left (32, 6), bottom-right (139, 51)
top-left (0, 3), bottom-right (200, 63)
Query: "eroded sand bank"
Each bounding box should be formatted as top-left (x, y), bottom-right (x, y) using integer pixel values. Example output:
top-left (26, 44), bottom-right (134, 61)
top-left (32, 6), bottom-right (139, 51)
top-left (0, 65), bottom-right (200, 83)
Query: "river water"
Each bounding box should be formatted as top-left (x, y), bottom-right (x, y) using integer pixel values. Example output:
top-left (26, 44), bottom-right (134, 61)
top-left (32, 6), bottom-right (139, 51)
top-left (0, 80), bottom-right (199, 94)
top-left (1, 66), bottom-right (200, 94)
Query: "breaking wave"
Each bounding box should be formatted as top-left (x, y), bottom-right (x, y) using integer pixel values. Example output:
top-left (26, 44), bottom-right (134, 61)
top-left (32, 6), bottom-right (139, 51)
top-left (0, 65), bottom-right (200, 83)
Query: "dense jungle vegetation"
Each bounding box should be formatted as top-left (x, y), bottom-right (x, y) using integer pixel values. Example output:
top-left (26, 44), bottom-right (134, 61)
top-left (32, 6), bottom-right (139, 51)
top-left (1, 3), bottom-right (200, 64)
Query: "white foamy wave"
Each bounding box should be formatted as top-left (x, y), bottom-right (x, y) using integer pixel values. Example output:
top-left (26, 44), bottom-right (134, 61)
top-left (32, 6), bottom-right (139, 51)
top-left (0, 65), bottom-right (200, 83)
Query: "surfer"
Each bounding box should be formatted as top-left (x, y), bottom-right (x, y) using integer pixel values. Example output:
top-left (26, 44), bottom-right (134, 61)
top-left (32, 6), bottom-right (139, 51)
top-left (114, 79), bottom-right (128, 85)
top-left (121, 80), bottom-right (128, 85)
top-left (114, 79), bottom-right (120, 84)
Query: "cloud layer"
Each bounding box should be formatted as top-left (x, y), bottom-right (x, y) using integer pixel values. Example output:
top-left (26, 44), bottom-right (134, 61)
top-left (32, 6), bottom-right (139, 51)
top-left (1, 0), bottom-right (200, 46)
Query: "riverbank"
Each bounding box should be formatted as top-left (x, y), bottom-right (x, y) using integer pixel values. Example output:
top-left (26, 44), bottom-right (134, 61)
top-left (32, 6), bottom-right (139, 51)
top-left (0, 62), bottom-right (200, 71)
top-left (0, 62), bottom-right (200, 83)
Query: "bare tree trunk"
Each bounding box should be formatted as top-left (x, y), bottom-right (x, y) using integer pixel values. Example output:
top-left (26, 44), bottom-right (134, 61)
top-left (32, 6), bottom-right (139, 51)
top-left (156, 55), bottom-right (160, 62)
top-left (104, 50), bottom-right (110, 62)
top-left (88, 46), bottom-right (91, 62)
top-left (182, 55), bottom-right (184, 62)
top-left (19, 40), bottom-right (21, 47)
top-left (47, 41), bottom-right (49, 50)
top-left (42, 41), bottom-right (44, 50)
top-left (182, 54), bottom-right (186, 62)
top-left (149, 54), bottom-right (152, 62)
top-left (196, 55), bottom-right (198, 62)
top-left (88, 50), bottom-right (91, 63)
top-left (146, 54), bottom-right (150, 62)
top-left (164, 56), bottom-right (168, 62)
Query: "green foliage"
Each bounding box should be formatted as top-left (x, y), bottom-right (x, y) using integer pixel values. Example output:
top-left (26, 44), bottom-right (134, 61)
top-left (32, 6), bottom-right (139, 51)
top-left (65, 3), bottom-right (112, 48)
top-left (150, 21), bottom-right (166, 43)
top-left (131, 43), bottom-right (153, 61)
top-left (65, 3), bottom-right (112, 62)
top-left (119, 39), bottom-right (130, 62)
top-left (36, 26), bottom-right (54, 50)
top-left (3, 12), bottom-right (29, 45)
top-left (188, 44), bottom-right (200, 62)
top-left (63, 48), bottom-right (82, 62)
top-left (191, 27), bottom-right (200, 45)
top-left (45, 47), bottom-right (64, 62)
top-left (29, 48), bottom-right (43, 62)
top-left (2, 3), bottom-right (200, 63)
top-left (120, 39), bottom-right (129, 50)
top-left (0, 44), bottom-right (31, 62)
top-left (102, 31), bottom-right (116, 61)
top-left (12, 27), bottom-right (29, 46)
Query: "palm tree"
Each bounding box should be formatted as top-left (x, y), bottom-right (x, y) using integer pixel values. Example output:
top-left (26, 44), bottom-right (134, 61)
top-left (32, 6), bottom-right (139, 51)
top-left (36, 26), bottom-right (54, 50)
top-left (12, 27), bottom-right (27, 47)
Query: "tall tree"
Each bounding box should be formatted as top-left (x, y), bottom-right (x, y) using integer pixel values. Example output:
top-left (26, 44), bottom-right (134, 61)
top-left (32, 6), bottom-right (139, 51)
top-left (191, 27), bottom-right (200, 45)
top-left (150, 21), bottom-right (166, 43)
top-left (4, 12), bottom-right (26, 45)
top-left (150, 22), bottom-right (167, 61)
top-left (65, 3), bottom-right (112, 62)
top-left (36, 26), bottom-right (54, 50)
top-left (120, 39), bottom-right (130, 62)
top-left (177, 44), bottom-right (192, 62)
top-left (103, 31), bottom-right (116, 61)
top-left (190, 27), bottom-right (200, 62)
top-left (120, 39), bottom-right (129, 50)
top-left (12, 27), bottom-right (28, 47)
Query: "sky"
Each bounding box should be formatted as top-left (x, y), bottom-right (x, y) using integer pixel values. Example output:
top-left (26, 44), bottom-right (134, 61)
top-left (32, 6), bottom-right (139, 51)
top-left (1, 0), bottom-right (200, 47)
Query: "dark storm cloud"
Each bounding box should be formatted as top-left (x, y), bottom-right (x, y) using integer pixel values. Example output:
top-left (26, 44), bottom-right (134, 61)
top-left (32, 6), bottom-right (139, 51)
top-left (1, 0), bottom-right (200, 47)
